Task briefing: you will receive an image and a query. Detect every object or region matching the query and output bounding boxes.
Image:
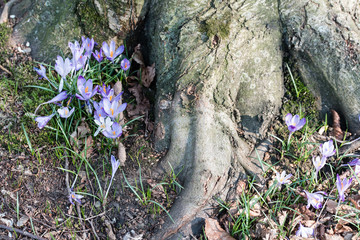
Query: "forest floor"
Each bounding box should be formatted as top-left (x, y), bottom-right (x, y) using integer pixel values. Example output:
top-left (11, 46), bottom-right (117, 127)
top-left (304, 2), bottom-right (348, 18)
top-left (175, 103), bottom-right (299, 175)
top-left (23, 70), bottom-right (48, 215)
top-left (0, 15), bottom-right (360, 240)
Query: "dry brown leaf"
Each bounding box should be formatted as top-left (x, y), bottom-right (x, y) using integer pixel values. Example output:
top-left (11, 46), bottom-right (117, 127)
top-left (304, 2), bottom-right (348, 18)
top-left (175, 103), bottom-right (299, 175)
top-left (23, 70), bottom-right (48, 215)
top-left (205, 218), bottom-right (235, 240)
top-left (141, 63), bottom-right (155, 88)
top-left (132, 44), bottom-right (145, 66)
top-left (331, 109), bottom-right (344, 140)
top-left (335, 223), bottom-right (353, 234)
top-left (118, 142), bottom-right (126, 166)
top-left (349, 194), bottom-right (360, 210)
top-left (127, 84), bottom-right (150, 119)
top-left (113, 81), bottom-right (125, 125)
top-left (81, 136), bottom-right (93, 159)
top-left (325, 234), bottom-right (344, 240)
top-left (326, 199), bottom-right (338, 214)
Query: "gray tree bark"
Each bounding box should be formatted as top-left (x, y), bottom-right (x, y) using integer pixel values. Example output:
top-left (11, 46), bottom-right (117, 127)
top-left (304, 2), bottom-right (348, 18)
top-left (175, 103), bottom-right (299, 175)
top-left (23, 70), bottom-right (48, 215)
top-left (7, 0), bottom-right (360, 239)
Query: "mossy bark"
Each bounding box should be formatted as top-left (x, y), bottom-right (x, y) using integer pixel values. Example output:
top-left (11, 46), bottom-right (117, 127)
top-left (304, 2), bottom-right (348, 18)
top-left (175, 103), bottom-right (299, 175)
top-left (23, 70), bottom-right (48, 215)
top-left (280, 0), bottom-right (360, 132)
top-left (146, 0), bottom-right (283, 238)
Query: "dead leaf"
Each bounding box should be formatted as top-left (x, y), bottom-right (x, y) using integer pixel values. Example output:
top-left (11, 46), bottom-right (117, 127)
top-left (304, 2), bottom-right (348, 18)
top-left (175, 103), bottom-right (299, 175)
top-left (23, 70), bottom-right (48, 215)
top-left (278, 211), bottom-right (287, 226)
top-left (141, 63), bottom-right (155, 88)
top-left (325, 234), bottom-right (344, 240)
top-left (326, 199), bottom-right (338, 214)
top-left (349, 194), bottom-right (360, 210)
top-left (331, 109), bottom-right (344, 140)
top-left (335, 223), bottom-right (353, 234)
top-left (132, 44), bottom-right (145, 66)
top-left (205, 218), bottom-right (235, 240)
top-left (81, 136), bottom-right (93, 159)
top-left (104, 220), bottom-right (116, 240)
top-left (113, 81), bottom-right (125, 125)
top-left (118, 142), bottom-right (126, 166)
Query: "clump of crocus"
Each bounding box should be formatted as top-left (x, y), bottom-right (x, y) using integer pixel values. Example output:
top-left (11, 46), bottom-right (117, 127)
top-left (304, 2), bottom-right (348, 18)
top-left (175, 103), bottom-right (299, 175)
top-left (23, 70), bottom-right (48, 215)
top-left (296, 222), bottom-right (314, 238)
top-left (285, 113), bottom-right (306, 148)
top-left (312, 156), bottom-right (326, 181)
top-left (276, 170), bottom-right (292, 188)
top-left (68, 188), bottom-right (83, 205)
top-left (303, 190), bottom-right (327, 209)
top-left (336, 174), bottom-right (352, 202)
top-left (319, 139), bottom-right (336, 158)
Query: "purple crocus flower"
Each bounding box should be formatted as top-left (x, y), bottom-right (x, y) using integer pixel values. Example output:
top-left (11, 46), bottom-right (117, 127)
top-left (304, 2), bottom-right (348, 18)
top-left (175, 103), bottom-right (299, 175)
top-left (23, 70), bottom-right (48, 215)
top-left (303, 190), bottom-right (327, 209)
top-left (110, 155), bottom-right (120, 178)
top-left (121, 58), bottom-right (130, 71)
top-left (55, 56), bottom-right (72, 79)
top-left (55, 56), bottom-right (72, 92)
top-left (341, 158), bottom-right (360, 175)
top-left (98, 84), bottom-right (111, 98)
top-left (296, 223), bottom-right (314, 238)
top-left (75, 76), bottom-right (98, 101)
top-left (35, 113), bottom-right (55, 129)
top-left (103, 98), bottom-right (127, 119)
top-left (102, 122), bottom-right (122, 138)
top-left (336, 174), bottom-right (352, 202)
top-left (285, 113), bottom-right (306, 133)
top-left (68, 188), bottom-right (83, 205)
top-left (57, 107), bottom-right (75, 118)
top-left (34, 91), bottom-right (68, 114)
top-left (69, 40), bottom-right (87, 71)
top-left (319, 140), bottom-right (336, 158)
top-left (92, 49), bottom-right (103, 62)
top-left (276, 170), bottom-right (292, 187)
top-left (93, 101), bottom-right (107, 120)
top-left (94, 116), bottom-right (113, 136)
top-left (34, 65), bottom-right (49, 81)
top-left (312, 156), bottom-right (326, 178)
top-left (102, 41), bottom-right (124, 61)
top-left (81, 36), bottom-right (95, 57)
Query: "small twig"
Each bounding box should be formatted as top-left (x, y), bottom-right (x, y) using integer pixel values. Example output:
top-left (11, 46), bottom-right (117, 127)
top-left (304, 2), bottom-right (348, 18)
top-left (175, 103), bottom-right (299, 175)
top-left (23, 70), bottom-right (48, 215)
top-left (0, 64), bottom-right (12, 76)
top-left (88, 219), bottom-right (99, 240)
top-left (0, 224), bottom-right (47, 240)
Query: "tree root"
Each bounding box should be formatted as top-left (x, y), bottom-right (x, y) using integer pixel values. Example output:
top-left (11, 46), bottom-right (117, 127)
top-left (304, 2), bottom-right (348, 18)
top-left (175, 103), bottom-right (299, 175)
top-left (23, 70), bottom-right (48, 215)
top-left (0, 0), bottom-right (20, 24)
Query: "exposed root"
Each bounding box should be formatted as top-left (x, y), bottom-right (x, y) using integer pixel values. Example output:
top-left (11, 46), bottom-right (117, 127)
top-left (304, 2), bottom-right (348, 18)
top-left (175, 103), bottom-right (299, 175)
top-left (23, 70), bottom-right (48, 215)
top-left (0, 0), bottom-right (20, 24)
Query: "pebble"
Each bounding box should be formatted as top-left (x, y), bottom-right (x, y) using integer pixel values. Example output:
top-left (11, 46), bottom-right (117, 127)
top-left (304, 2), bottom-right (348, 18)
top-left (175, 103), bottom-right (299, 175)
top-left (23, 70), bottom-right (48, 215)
top-left (9, 15), bottom-right (15, 19)
top-left (26, 42), bottom-right (30, 47)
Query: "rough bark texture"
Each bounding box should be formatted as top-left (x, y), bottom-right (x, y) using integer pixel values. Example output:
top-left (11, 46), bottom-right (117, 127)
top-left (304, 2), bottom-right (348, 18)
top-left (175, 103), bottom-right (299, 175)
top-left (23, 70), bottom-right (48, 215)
top-left (280, 0), bottom-right (360, 133)
top-left (146, 0), bottom-right (283, 238)
top-left (9, 0), bottom-right (146, 62)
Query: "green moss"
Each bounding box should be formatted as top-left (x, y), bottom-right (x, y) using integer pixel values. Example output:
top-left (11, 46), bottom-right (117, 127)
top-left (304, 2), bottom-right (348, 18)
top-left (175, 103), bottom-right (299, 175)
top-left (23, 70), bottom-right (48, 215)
top-left (198, 12), bottom-right (231, 39)
top-left (76, 0), bottom-right (114, 43)
top-left (0, 24), bottom-right (11, 50)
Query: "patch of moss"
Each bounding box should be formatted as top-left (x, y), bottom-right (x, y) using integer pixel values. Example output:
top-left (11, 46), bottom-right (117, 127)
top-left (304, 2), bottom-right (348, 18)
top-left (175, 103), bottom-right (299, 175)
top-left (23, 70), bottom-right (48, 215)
top-left (0, 24), bottom-right (11, 50)
top-left (198, 11), bottom-right (231, 39)
top-left (275, 63), bottom-right (320, 146)
top-left (76, 0), bottom-right (114, 43)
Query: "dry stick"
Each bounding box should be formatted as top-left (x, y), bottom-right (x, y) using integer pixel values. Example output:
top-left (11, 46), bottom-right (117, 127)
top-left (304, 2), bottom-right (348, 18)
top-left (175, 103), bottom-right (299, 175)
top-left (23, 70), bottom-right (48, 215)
top-left (0, 65), bottom-right (12, 75)
top-left (0, 0), bottom-right (20, 24)
top-left (0, 224), bottom-right (47, 240)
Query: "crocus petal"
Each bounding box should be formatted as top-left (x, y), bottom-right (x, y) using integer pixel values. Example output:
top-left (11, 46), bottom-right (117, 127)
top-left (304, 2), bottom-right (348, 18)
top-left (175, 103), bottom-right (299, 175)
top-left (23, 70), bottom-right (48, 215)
top-left (35, 113), bottom-right (55, 129)
top-left (34, 91), bottom-right (68, 114)
top-left (102, 42), bottom-right (110, 57)
top-left (111, 155), bottom-right (121, 178)
top-left (285, 113), bottom-right (293, 126)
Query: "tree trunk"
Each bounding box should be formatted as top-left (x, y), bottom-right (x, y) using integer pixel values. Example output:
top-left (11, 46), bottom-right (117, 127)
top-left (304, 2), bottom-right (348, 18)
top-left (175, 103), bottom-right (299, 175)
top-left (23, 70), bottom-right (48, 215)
top-left (146, 0), bottom-right (283, 238)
